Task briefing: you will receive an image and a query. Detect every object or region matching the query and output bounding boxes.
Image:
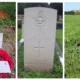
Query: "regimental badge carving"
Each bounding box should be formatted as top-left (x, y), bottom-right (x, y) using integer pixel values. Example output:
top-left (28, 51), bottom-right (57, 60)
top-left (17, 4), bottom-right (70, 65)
top-left (34, 10), bottom-right (46, 27)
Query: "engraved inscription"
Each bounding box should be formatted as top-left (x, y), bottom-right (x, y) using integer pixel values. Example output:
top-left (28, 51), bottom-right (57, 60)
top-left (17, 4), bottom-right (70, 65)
top-left (34, 10), bottom-right (46, 27)
top-left (24, 8), bottom-right (57, 71)
top-left (34, 41), bottom-right (44, 59)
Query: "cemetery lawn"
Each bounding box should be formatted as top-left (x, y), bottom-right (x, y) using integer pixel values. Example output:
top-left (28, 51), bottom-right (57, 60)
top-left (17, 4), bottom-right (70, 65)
top-left (65, 15), bottom-right (80, 78)
top-left (18, 28), bottom-right (62, 78)
top-left (56, 29), bottom-right (62, 50)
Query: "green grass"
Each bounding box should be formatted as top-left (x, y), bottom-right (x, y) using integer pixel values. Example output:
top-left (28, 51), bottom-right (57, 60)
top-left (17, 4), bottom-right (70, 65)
top-left (18, 28), bottom-right (22, 41)
top-left (18, 28), bottom-right (62, 78)
top-left (56, 29), bottom-right (63, 49)
top-left (57, 21), bottom-right (62, 24)
top-left (0, 18), bottom-right (15, 27)
top-left (65, 15), bottom-right (80, 78)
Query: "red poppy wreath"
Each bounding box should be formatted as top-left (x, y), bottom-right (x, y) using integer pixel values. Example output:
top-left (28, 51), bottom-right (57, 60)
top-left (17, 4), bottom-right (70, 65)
top-left (0, 49), bottom-right (13, 78)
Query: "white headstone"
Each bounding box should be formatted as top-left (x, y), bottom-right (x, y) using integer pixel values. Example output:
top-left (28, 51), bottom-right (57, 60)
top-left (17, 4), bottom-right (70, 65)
top-left (24, 7), bottom-right (57, 71)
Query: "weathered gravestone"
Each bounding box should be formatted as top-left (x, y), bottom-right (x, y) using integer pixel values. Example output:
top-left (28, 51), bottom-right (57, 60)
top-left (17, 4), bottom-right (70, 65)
top-left (24, 7), bottom-right (57, 71)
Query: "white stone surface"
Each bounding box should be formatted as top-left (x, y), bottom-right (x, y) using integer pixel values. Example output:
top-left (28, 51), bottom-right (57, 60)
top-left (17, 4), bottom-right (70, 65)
top-left (24, 7), bottom-right (57, 71)
top-left (0, 61), bottom-right (11, 73)
top-left (0, 33), bottom-right (3, 48)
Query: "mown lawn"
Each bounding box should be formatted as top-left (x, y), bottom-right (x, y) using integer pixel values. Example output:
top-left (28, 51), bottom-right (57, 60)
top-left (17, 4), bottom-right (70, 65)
top-left (18, 28), bottom-right (62, 78)
top-left (18, 28), bottom-right (22, 41)
top-left (56, 29), bottom-right (63, 50)
top-left (65, 15), bottom-right (80, 78)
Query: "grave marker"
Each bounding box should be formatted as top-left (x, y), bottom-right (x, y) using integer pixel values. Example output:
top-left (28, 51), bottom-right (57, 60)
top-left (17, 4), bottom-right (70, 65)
top-left (24, 7), bottom-right (57, 71)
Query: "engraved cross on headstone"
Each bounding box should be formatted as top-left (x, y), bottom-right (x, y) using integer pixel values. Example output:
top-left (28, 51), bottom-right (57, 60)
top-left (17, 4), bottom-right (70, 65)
top-left (24, 7), bottom-right (57, 71)
top-left (34, 40), bottom-right (44, 59)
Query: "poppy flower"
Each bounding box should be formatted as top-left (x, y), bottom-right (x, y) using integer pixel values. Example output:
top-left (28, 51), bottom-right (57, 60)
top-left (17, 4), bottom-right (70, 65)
top-left (0, 49), bottom-right (13, 78)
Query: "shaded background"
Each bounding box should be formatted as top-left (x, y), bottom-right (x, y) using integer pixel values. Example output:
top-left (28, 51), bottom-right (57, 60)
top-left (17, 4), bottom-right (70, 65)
top-left (18, 3), bottom-right (63, 29)
top-left (18, 3), bottom-right (63, 15)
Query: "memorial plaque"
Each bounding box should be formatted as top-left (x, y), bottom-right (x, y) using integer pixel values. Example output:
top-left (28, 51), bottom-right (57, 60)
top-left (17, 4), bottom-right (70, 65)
top-left (24, 7), bottom-right (57, 71)
top-left (0, 61), bottom-right (11, 73)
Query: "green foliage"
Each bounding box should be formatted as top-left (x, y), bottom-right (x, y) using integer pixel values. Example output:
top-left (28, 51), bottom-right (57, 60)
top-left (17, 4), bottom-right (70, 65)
top-left (0, 18), bottom-right (15, 27)
top-left (0, 2), bottom-right (16, 20)
top-left (65, 11), bottom-right (75, 15)
top-left (65, 11), bottom-right (80, 15)
top-left (65, 15), bottom-right (80, 78)
top-left (56, 29), bottom-right (63, 49)
top-left (0, 2), bottom-right (15, 27)
top-left (75, 11), bottom-right (80, 15)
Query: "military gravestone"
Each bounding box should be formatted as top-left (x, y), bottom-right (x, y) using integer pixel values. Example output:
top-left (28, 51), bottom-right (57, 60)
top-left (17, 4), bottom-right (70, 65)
top-left (24, 7), bottom-right (57, 71)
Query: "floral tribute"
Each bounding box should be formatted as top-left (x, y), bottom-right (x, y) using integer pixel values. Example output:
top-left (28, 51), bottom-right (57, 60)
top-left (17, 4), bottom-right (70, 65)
top-left (0, 49), bottom-right (13, 78)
